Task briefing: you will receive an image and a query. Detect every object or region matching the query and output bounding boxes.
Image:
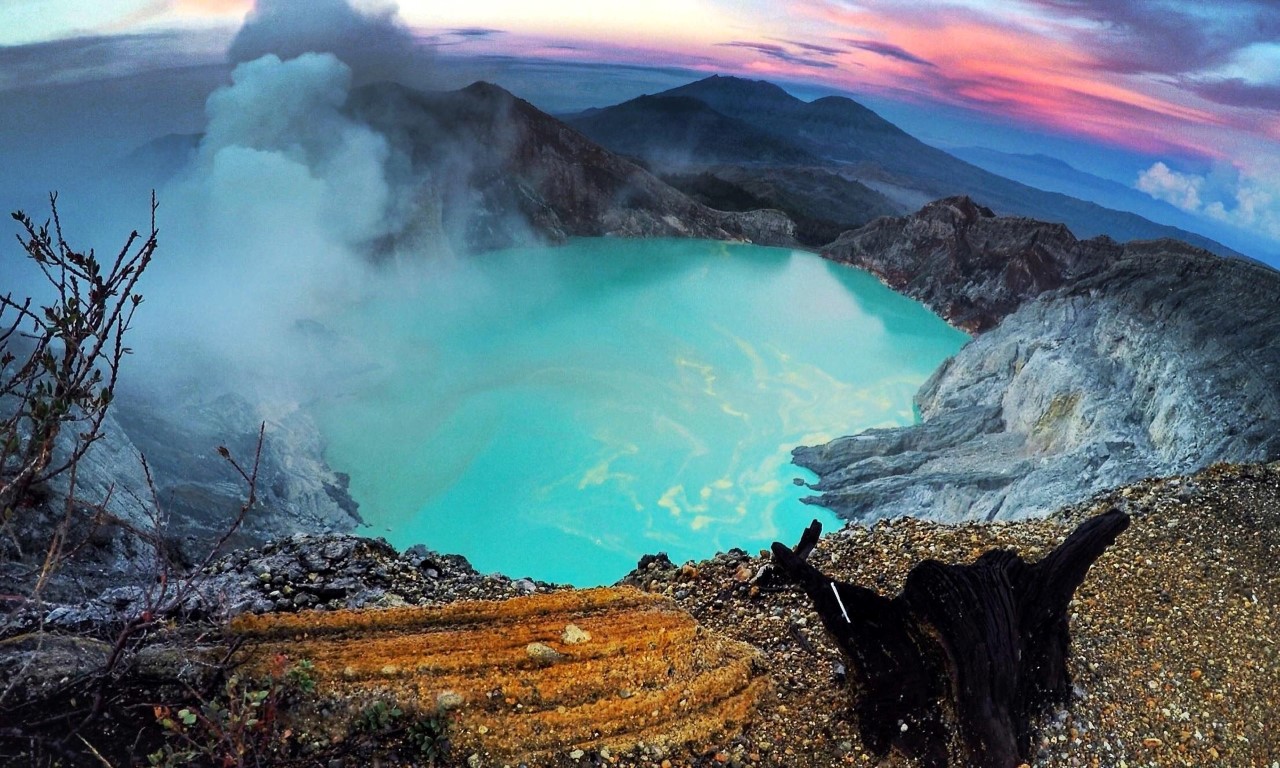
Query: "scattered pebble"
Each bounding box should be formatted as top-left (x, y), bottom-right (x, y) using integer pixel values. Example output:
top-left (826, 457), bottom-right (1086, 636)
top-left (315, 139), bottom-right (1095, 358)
top-left (561, 623), bottom-right (591, 645)
top-left (618, 460), bottom-right (1280, 767)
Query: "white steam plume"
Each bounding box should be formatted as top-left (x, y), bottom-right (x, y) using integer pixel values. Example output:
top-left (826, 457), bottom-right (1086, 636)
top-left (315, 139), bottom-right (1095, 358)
top-left (123, 0), bottom-right (493, 403)
top-left (136, 52), bottom-right (402, 396)
top-left (228, 0), bottom-right (433, 89)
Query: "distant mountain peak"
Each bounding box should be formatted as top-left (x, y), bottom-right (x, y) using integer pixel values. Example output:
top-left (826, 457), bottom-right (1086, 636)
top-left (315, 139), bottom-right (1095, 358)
top-left (921, 195), bottom-right (997, 221)
top-left (460, 80), bottom-right (517, 100)
top-left (697, 74), bottom-right (794, 92)
top-left (571, 74), bottom-right (1239, 260)
top-left (564, 89), bottom-right (819, 167)
top-left (809, 94), bottom-right (877, 111)
top-left (803, 94), bottom-right (907, 135)
top-left (620, 94), bottom-right (722, 114)
top-left (343, 79), bottom-right (796, 254)
top-left (664, 75), bottom-right (803, 109)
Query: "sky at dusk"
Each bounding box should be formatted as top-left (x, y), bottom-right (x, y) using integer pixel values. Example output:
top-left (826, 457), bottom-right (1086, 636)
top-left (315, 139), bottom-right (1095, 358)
top-left (3, 0), bottom-right (1280, 251)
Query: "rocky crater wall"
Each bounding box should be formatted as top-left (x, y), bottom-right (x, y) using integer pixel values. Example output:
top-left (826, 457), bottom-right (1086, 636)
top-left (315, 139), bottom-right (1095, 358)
top-left (799, 200), bottom-right (1280, 521)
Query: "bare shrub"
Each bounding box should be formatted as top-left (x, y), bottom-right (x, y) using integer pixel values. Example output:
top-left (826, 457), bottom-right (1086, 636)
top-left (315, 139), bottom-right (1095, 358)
top-left (0, 193), bottom-right (157, 518)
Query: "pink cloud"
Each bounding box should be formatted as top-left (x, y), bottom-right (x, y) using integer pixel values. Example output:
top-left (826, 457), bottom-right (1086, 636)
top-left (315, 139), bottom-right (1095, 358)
top-left (144, 0), bottom-right (1277, 168)
top-left (171, 0), bottom-right (251, 17)
top-left (660, 1), bottom-right (1247, 161)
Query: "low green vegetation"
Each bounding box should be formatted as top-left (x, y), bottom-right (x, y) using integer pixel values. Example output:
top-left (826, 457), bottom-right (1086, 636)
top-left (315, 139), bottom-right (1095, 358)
top-left (353, 698), bottom-right (454, 764)
top-left (148, 654), bottom-right (314, 768)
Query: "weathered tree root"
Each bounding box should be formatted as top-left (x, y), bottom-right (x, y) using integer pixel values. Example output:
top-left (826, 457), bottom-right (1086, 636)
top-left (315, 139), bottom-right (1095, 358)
top-left (770, 509), bottom-right (1129, 767)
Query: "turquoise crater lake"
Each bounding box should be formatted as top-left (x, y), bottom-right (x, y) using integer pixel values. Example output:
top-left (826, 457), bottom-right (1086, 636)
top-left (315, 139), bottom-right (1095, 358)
top-left (316, 239), bottom-right (967, 586)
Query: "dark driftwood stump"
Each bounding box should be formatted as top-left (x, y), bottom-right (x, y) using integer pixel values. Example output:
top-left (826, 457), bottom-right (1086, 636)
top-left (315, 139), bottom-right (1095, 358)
top-left (770, 510), bottom-right (1129, 767)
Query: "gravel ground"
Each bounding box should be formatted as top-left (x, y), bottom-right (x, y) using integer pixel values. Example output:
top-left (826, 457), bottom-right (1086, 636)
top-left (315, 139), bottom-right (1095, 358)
top-left (612, 461), bottom-right (1280, 768)
top-left (5, 462), bottom-right (1276, 767)
top-left (205, 460), bottom-right (1277, 768)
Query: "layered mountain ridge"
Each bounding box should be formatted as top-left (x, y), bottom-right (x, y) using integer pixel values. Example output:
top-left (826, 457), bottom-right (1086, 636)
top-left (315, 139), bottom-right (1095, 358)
top-left (567, 75), bottom-right (1241, 259)
top-left (351, 80), bottom-right (795, 253)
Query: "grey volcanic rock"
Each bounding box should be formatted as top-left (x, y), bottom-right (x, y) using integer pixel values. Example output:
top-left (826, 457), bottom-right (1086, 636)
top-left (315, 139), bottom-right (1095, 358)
top-left (798, 203), bottom-right (1280, 522)
top-left (348, 81), bottom-right (796, 254)
top-left (194, 532), bottom-right (560, 617)
top-left (823, 196), bottom-right (1120, 332)
top-left (0, 390), bottom-right (363, 617)
top-left (27, 533), bottom-right (562, 632)
top-left (47, 409), bottom-right (155, 532)
top-left (110, 390), bottom-right (362, 552)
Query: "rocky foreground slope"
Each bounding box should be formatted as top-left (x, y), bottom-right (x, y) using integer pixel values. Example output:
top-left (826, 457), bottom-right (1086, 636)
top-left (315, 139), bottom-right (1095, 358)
top-left (797, 197), bottom-right (1280, 523)
top-left (650, 460), bottom-right (1280, 768)
top-left (6, 461), bottom-right (1276, 767)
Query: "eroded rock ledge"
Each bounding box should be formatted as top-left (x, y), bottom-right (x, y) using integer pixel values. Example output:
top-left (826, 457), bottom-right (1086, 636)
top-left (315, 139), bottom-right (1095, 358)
top-left (232, 587), bottom-right (767, 764)
top-left (799, 197), bottom-right (1280, 522)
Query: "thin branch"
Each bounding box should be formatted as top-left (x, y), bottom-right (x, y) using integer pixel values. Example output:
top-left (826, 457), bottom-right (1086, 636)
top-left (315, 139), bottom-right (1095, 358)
top-left (76, 734), bottom-right (115, 768)
top-left (57, 424), bottom-right (266, 748)
top-left (167, 422), bottom-right (265, 608)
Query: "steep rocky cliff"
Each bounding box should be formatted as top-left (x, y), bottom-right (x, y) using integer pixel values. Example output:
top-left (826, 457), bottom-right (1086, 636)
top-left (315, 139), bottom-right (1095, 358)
top-left (822, 197), bottom-right (1120, 332)
top-left (109, 389), bottom-right (362, 548)
top-left (798, 198), bottom-right (1280, 522)
top-left (1, 389), bottom-right (363, 607)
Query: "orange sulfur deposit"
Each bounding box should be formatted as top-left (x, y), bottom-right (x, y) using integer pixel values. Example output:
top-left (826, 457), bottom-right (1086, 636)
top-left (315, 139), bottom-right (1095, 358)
top-left (230, 586), bottom-right (769, 762)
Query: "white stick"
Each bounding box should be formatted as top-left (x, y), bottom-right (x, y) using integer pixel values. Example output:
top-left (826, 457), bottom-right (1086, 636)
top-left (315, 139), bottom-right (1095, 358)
top-left (831, 582), bottom-right (851, 624)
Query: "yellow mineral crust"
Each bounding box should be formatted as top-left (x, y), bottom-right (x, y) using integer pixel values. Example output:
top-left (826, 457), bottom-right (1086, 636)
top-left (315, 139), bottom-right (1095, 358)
top-left (231, 586), bottom-right (769, 762)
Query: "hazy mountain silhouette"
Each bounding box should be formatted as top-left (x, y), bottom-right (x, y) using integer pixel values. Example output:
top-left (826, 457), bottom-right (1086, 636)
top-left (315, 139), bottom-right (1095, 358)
top-left (342, 81), bottom-right (796, 252)
top-left (569, 75), bottom-right (1241, 259)
top-left (565, 85), bottom-right (904, 246)
top-left (662, 165), bottom-right (902, 246)
top-left (950, 145), bottom-right (1278, 261)
top-left (567, 94), bottom-right (818, 167)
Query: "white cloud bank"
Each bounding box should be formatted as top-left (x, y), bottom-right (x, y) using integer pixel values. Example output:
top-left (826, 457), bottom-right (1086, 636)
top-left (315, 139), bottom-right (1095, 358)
top-left (1137, 161), bottom-right (1280, 241)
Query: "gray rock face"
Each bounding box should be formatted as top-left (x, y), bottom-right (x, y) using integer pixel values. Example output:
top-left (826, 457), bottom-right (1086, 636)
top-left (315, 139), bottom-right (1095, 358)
top-left (109, 389), bottom-right (362, 553)
top-left (46, 409), bottom-right (155, 532)
top-left (798, 204), bottom-right (1280, 522)
top-left (22, 532), bottom-right (561, 633)
top-left (0, 388), bottom-right (364, 616)
top-left (2, 524), bottom-right (566, 643)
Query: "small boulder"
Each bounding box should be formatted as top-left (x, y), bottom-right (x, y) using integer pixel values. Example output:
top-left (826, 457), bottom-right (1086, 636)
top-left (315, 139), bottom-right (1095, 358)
top-left (561, 624), bottom-right (591, 645)
top-left (526, 642), bottom-right (564, 664)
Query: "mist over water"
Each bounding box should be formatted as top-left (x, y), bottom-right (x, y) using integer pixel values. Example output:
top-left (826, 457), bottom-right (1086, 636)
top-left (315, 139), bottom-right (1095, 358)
top-left (314, 239), bottom-right (968, 585)
top-left (1, 0), bottom-right (968, 586)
